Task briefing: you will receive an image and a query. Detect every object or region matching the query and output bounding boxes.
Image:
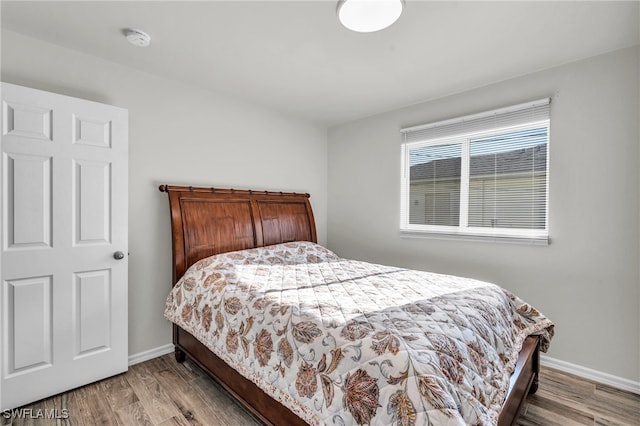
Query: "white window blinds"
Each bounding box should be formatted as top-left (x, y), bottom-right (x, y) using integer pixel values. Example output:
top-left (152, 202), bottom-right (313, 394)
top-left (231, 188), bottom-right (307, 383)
top-left (402, 99), bottom-right (550, 143)
top-left (400, 98), bottom-right (550, 243)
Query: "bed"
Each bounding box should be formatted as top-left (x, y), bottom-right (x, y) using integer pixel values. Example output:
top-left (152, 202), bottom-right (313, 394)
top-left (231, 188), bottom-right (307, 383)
top-left (159, 184), bottom-right (553, 425)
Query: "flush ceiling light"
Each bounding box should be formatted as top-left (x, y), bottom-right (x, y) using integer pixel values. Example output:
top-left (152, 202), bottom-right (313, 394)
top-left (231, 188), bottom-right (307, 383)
top-left (337, 0), bottom-right (404, 33)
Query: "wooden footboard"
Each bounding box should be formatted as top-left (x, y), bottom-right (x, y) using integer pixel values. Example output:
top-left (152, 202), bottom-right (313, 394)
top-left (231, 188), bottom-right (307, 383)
top-left (498, 335), bottom-right (540, 425)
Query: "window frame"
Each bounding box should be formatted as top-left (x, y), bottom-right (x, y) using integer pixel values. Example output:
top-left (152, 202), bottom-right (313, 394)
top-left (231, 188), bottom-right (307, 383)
top-left (400, 100), bottom-right (550, 245)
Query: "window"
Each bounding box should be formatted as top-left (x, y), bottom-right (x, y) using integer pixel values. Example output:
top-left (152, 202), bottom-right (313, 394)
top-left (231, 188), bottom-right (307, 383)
top-left (400, 99), bottom-right (550, 243)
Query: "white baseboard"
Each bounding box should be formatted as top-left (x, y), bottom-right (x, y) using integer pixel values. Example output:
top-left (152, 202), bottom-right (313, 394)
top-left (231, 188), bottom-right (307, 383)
top-left (128, 343), bottom-right (174, 366)
top-left (541, 355), bottom-right (640, 395)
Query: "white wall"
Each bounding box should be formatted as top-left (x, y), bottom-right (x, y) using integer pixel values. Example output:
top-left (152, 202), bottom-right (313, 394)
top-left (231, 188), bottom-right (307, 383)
top-left (328, 47), bottom-right (640, 383)
top-left (1, 30), bottom-right (328, 356)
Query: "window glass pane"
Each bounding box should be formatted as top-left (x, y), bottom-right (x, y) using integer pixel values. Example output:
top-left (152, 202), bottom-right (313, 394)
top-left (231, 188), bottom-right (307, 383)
top-left (468, 127), bottom-right (547, 229)
top-left (409, 143), bottom-right (461, 226)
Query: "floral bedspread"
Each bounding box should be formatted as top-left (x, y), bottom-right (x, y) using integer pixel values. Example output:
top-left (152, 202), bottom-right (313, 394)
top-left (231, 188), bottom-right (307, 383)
top-left (164, 242), bottom-right (553, 425)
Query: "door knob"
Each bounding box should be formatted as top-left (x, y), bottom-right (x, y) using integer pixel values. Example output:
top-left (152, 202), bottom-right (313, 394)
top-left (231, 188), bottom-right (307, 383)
top-left (113, 251), bottom-right (126, 260)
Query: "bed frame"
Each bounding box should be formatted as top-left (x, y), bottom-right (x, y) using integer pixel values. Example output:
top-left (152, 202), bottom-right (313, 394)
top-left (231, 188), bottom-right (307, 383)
top-left (159, 184), bottom-right (539, 426)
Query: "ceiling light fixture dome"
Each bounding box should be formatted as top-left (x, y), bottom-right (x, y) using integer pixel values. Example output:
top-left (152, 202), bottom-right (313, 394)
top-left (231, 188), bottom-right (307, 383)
top-left (337, 0), bottom-right (404, 33)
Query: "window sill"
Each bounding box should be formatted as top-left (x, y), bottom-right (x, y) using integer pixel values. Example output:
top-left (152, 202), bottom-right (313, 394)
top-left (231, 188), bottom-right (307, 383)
top-left (399, 230), bottom-right (549, 245)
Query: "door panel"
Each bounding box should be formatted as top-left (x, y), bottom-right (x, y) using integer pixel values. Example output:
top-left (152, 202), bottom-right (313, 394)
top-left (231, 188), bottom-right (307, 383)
top-left (73, 114), bottom-right (112, 148)
top-left (3, 101), bottom-right (53, 142)
top-left (0, 82), bottom-right (128, 410)
top-left (73, 269), bottom-right (111, 357)
top-left (3, 153), bottom-right (53, 249)
top-left (4, 276), bottom-right (52, 374)
top-left (74, 160), bottom-right (111, 244)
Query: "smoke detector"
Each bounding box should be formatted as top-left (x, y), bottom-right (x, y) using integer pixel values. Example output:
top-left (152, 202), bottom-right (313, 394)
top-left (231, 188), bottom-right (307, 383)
top-left (125, 29), bottom-right (151, 47)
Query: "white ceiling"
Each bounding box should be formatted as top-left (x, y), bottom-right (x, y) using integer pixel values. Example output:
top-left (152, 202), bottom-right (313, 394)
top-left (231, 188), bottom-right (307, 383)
top-left (2, 1), bottom-right (639, 126)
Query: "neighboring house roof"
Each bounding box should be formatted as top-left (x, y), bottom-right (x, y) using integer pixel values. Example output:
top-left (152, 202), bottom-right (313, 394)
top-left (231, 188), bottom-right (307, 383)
top-left (410, 145), bottom-right (547, 180)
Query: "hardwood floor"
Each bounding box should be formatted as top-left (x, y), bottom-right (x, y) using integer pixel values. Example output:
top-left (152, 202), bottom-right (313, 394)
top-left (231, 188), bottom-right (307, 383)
top-left (516, 367), bottom-right (639, 426)
top-left (3, 354), bottom-right (638, 425)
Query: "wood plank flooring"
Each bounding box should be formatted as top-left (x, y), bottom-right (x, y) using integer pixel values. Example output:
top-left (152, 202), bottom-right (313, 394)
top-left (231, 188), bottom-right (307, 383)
top-left (3, 354), bottom-right (638, 425)
top-left (517, 367), bottom-right (639, 426)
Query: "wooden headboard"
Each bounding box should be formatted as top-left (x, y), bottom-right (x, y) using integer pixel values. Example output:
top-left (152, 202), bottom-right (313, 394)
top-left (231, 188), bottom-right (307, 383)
top-left (159, 185), bottom-right (317, 284)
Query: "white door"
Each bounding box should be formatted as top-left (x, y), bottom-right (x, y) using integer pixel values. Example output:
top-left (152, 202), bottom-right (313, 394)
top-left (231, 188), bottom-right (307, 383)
top-left (0, 82), bottom-right (128, 410)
